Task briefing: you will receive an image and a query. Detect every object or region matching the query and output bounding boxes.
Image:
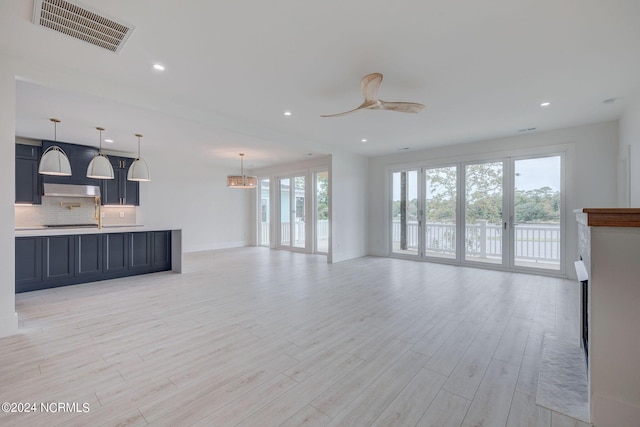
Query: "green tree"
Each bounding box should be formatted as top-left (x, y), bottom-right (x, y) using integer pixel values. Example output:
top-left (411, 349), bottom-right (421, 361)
top-left (464, 163), bottom-right (503, 224)
top-left (410, 165), bottom-right (560, 225)
top-left (316, 174), bottom-right (329, 220)
top-left (514, 186), bottom-right (559, 223)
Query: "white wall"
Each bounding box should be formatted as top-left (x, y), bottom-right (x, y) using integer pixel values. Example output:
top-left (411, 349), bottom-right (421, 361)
top-left (0, 63), bottom-right (19, 337)
top-left (137, 150), bottom-right (251, 253)
top-left (331, 152), bottom-right (369, 263)
top-left (368, 121), bottom-right (619, 278)
top-left (619, 94), bottom-right (640, 206)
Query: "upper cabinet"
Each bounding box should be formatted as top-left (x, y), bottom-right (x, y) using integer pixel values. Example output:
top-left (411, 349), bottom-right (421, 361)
top-left (40, 141), bottom-right (101, 186)
top-left (101, 156), bottom-right (140, 206)
top-left (16, 141), bottom-right (140, 206)
top-left (15, 144), bottom-right (41, 204)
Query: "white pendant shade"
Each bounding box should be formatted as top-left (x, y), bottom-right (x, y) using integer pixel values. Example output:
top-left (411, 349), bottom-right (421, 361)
top-left (87, 154), bottom-right (114, 179)
top-left (39, 146), bottom-right (72, 176)
top-left (127, 133), bottom-right (150, 182)
top-left (127, 158), bottom-right (150, 181)
top-left (87, 126), bottom-right (114, 179)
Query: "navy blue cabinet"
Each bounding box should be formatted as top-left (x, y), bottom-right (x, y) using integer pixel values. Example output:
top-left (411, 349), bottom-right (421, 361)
top-left (43, 235), bottom-right (75, 282)
top-left (15, 231), bottom-right (172, 293)
top-left (15, 144), bottom-right (41, 204)
top-left (104, 232), bottom-right (128, 274)
top-left (15, 237), bottom-right (42, 291)
top-left (75, 234), bottom-right (103, 279)
top-left (130, 232), bottom-right (151, 270)
top-left (101, 163), bottom-right (120, 205)
top-left (101, 157), bottom-right (139, 206)
top-left (152, 231), bottom-right (172, 270)
top-left (16, 144), bottom-right (39, 159)
top-left (40, 141), bottom-right (101, 186)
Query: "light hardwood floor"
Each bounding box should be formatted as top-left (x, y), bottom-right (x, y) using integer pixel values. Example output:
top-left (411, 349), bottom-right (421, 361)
top-left (0, 247), bottom-right (591, 426)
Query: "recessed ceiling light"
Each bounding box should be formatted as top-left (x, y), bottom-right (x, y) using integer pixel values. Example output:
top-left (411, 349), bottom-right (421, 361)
top-left (540, 102), bottom-right (551, 107)
top-left (401, 147), bottom-right (410, 150)
top-left (602, 98), bottom-right (617, 104)
top-left (153, 64), bottom-right (165, 71)
top-left (361, 138), bottom-right (367, 143)
top-left (104, 139), bottom-right (114, 143)
top-left (284, 111), bottom-right (292, 116)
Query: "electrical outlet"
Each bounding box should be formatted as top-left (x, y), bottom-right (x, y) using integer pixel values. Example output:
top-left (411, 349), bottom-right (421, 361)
top-left (119, 211), bottom-right (125, 218)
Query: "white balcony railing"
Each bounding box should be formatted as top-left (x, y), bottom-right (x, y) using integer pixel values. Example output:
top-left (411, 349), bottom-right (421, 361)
top-left (264, 219), bottom-right (559, 263)
top-left (392, 220), bottom-right (560, 262)
top-left (262, 220), bottom-right (329, 246)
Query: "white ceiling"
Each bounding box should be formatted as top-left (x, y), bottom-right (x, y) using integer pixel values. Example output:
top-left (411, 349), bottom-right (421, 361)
top-left (2, 0), bottom-right (639, 168)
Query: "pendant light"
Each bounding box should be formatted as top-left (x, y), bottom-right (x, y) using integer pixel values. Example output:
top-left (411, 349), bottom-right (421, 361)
top-left (127, 133), bottom-right (151, 182)
top-left (39, 118), bottom-right (72, 176)
top-left (227, 153), bottom-right (257, 188)
top-left (86, 127), bottom-right (114, 179)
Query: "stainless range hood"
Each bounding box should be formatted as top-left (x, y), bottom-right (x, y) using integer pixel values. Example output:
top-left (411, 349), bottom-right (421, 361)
top-left (43, 183), bottom-right (101, 198)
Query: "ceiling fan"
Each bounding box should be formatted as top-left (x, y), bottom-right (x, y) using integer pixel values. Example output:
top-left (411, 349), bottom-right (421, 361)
top-left (321, 73), bottom-right (425, 118)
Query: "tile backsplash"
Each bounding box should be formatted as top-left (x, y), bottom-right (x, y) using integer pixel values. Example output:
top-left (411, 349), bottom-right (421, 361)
top-left (15, 196), bottom-right (136, 227)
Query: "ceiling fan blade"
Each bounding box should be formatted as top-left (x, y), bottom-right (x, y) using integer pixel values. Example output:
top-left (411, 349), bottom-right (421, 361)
top-left (378, 100), bottom-right (425, 113)
top-left (320, 101), bottom-right (376, 118)
top-left (360, 73), bottom-right (383, 102)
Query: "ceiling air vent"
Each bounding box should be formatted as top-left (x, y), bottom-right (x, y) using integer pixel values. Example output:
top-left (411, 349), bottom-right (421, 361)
top-left (33, 0), bottom-right (135, 53)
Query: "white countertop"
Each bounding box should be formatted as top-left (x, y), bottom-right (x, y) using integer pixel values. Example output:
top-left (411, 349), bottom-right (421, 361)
top-left (15, 225), bottom-right (180, 237)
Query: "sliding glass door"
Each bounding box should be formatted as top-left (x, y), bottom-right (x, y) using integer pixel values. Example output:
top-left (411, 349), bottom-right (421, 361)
top-left (258, 178), bottom-right (270, 246)
top-left (424, 166), bottom-right (458, 260)
top-left (391, 170), bottom-right (419, 257)
top-left (314, 170), bottom-right (329, 254)
top-left (278, 175), bottom-right (306, 249)
top-left (512, 156), bottom-right (561, 271)
top-left (279, 178), bottom-right (291, 246)
top-left (464, 161), bottom-right (505, 266)
top-left (389, 154), bottom-right (563, 274)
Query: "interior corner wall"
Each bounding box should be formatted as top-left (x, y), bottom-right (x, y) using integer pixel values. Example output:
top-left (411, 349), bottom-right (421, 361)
top-left (330, 152), bottom-right (368, 263)
top-left (368, 121), bottom-right (619, 279)
top-left (619, 94), bottom-right (640, 206)
top-left (0, 65), bottom-right (19, 337)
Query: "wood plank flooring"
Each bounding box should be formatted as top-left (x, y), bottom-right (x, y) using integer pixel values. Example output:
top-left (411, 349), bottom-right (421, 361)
top-left (0, 247), bottom-right (591, 426)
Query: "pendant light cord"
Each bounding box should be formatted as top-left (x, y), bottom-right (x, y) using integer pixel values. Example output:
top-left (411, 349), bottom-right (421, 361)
top-left (96, 127), bottom-right (105, 153)
top-left (50, 118), bottom-right (61, 142)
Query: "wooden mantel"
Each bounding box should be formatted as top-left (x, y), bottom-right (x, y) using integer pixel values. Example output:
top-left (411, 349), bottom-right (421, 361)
top-left (582, 208), bottom-right (640, 227)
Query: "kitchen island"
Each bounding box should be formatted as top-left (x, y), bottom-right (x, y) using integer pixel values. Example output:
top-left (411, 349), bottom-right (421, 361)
top-left (15, 226), bottom-right (182, 293)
